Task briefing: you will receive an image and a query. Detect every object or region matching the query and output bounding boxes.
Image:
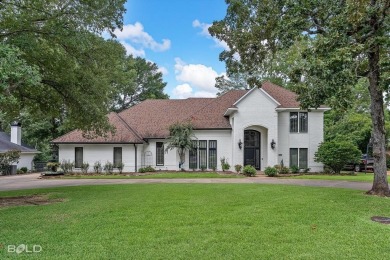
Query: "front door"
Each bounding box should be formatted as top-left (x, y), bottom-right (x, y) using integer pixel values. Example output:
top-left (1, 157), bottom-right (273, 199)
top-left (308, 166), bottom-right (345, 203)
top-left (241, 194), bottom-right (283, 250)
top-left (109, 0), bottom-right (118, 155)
top-left (244, 130), bottom-right (261, 170)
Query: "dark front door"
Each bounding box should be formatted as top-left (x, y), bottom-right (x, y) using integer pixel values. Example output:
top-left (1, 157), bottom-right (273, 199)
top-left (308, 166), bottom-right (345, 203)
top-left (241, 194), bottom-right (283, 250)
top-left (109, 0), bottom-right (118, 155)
top-left (244, 130), bottom-right (261, 169)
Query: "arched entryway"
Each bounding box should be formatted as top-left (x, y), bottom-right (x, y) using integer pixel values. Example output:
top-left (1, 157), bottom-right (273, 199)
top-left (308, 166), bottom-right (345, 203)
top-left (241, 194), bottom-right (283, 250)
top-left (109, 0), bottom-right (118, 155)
top-left (244, 130), bottom-right (261, 169)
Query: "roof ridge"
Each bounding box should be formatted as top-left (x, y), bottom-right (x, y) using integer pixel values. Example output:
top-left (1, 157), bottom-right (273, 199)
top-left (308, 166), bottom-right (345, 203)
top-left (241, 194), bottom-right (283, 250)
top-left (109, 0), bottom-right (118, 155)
top-left (114, 112), bottom-right (144, 142)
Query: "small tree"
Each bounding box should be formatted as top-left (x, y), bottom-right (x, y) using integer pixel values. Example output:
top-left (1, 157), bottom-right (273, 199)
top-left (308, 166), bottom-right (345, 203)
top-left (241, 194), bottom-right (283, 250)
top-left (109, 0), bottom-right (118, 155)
top-left (165, 121), bottom-right (195, 169)
top-left (315, 140), bottom-right (361, 174)
top-left (0, 150), bottom-right (21, 175)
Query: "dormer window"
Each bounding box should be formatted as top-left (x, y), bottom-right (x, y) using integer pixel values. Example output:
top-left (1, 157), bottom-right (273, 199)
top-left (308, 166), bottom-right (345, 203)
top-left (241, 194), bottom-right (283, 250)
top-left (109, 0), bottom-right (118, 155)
top-left (290, 112), bottom-right (308, 133)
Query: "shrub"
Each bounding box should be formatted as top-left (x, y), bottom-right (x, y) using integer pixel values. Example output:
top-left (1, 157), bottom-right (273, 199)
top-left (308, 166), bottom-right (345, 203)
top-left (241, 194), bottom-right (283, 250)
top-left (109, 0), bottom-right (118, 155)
top-left (20, 167), bottom-right (28, 173)
top-left (60, 160), bottom-right (74, 174)
top-left (264, 166), bottom-right (278, 177)
top-left (200, 165), bottom-right (206, 171)
top-left (81, 162), bottom-right (90, 174)
top-left (0, 150), bottom-right (21, 175)
top-left (274, 164), bottom-right (289, 174)
top-left (47, 162), bottom-right (60, 172)
top-left (103, 161), bottom-right (114, 174)
top-left (290, 165), bottom-right (300, 174)
top-left (139, 166), bottom-right (155, 173)
top-left (242, 165), bottom-right (256, 176)
top-left (93, 161), bottom-right (102, 174)
top-left (17, 169), bottom-right (24, 174)
top-left (211, 166), bottom-right (216, 172)
top-left (220, 157), bottom-right (230, 171)
top-left (315, 140), bottom-right (361, 174)
top-left (115, 162), bottom-right (125, 174)
top-left (234, 164), bottom-right (242, 174)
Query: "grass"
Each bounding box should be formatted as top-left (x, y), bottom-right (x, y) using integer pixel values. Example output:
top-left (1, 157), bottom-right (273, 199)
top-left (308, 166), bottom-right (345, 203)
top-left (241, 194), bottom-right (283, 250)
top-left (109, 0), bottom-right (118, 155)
top-left (1, 184), bottom-right (390, 259)
top-left (285, 172), bottom-right (379, 182)
top-left (61, 172), bottom-right (243, 179)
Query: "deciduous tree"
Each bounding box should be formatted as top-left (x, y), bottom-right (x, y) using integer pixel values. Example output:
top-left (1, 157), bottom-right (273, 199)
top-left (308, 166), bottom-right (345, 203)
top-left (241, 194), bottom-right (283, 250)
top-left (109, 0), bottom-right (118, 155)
top-left (210, 0), bottom-right (390, 196)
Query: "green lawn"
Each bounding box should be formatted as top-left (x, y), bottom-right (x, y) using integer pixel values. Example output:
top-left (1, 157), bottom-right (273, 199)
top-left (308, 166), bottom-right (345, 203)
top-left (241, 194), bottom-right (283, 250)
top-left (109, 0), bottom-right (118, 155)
top-left (62, 172), bottom-right (243, 179)
top-left (285, 173), bottom-right (379, 182)
top-left (1, 184), bottom-right (389, 259)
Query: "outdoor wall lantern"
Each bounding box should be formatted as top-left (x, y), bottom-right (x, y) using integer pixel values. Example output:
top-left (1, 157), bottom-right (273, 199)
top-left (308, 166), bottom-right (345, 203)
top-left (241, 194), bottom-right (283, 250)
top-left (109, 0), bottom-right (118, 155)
top-left (270, 139), bottom-right (276, 149)
top-left (238, 139), bottom-right (243, 150)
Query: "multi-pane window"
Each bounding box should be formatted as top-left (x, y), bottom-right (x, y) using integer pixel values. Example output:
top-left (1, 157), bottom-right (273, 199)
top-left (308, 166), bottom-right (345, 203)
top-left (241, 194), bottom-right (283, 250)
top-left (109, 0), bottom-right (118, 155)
top-left (156, 142), bottom-right (164, 166)
top-left (189, 140), bottom-right (198, 169)
top-left (189, 140), bottom-right (217, 169)
top-left (75, 147), bottom-right (83, 168)
top-left (113, 147), bottom-right (122, 166)
top-left (290, 148), bottom-right (308, 169)
top-left (290, 112), bottom-right (308, 133)
top-left (208, 140), bottom-right (217, 169)
top-left (199, 141), bottom-right (207, 169)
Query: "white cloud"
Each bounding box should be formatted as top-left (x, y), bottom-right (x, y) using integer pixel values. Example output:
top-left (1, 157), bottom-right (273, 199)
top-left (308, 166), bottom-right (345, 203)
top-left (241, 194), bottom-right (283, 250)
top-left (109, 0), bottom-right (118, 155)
top-left (174, 58), bottom-right (220, 91)
top-left (172, 58), bottom-right (225, 99)
top-left (119, 41), bottom-right (145, 57)
top-left (113, 22), bottom-right (171, 56)
top-left (192, 19), bottom-right (229, 51)
top-left (157, 66), bottom-right (169, 75)
top-left (172, 84), bottom-right (193, 99)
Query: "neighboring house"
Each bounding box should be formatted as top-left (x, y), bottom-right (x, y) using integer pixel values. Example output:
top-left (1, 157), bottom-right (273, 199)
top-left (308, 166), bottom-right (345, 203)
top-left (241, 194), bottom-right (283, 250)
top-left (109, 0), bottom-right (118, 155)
top-left (0, 122), bottom-right (39, 171)
top-left (52, 82), bottom-right (329, 172)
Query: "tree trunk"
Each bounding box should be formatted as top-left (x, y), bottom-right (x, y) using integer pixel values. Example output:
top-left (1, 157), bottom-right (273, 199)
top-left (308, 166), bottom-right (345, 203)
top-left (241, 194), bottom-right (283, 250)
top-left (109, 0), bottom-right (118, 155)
top-left (366, 44), bottom-right (390, 196)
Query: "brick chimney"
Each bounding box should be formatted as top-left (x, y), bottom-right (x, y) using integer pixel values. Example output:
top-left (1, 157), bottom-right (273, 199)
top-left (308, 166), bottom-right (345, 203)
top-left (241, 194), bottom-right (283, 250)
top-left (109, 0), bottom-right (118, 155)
top-left (10, 121), bottom-right (22, 145)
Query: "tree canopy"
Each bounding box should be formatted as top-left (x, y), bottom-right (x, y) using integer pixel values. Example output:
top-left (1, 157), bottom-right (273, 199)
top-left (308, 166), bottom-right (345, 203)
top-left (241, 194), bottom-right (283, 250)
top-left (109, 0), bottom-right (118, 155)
top-left (210, 0), bottom-right (390, 195)
top-left (0, 0), bottom-right (127, 134)
top-left (110, 56), bottom-right (168, 112)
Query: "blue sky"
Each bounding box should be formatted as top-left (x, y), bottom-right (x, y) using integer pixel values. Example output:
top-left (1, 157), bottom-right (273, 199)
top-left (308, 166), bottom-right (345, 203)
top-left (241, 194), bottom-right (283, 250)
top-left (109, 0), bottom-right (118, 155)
top-left (114, 0), bottom-right (229, 99)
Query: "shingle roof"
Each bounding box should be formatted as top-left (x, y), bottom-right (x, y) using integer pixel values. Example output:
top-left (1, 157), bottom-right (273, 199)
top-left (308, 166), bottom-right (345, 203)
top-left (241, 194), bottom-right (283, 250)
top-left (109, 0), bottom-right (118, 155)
top-left (52, 82), bottom-right (309, 143)
top-left (261, 81), bottom-right (300, 108)
top-left (52, 112), bottom-right (144, 144)
top-left (0, 132), bottom-right (38, 153)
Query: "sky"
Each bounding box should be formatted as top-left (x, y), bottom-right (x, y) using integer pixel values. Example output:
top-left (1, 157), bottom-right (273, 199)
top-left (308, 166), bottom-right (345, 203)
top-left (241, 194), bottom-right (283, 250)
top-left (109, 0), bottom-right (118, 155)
top-left (114, 0), bottom-right (229, 99)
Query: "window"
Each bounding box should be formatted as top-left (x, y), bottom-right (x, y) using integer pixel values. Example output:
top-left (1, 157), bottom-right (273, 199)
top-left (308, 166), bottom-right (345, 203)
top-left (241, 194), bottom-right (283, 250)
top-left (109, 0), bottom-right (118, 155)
top-left (299, 112), bottom-right (308, 132)
top-left (208, 140), bottom-right (217, 169)
top-left (290, 112), bottom-right (308, 133)
top-left (189, 140), bottom-right (198, 169)
top-left (75, 147), bottom-right (83, 168)
top-left (156, 142), bottom-right (164, 166)
top-left (199, 141), bottom-right (207, 169)
top-left (299, 148), bottom-right (308, 169)
top-left (113, 147), bottom-right (122, 166)
top-left (290, 148), bottom-right (308, 169)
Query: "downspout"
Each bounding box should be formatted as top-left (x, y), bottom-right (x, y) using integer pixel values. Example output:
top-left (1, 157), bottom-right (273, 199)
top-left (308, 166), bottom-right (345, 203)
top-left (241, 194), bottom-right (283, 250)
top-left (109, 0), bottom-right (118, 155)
top-left (134, 144), bottom-right (138, 173)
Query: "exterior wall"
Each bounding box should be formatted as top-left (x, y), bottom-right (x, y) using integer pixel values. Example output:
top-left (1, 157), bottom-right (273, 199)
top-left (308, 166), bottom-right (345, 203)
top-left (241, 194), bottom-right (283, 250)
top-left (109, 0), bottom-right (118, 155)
top-left (277, 110), bottom-right (324, 172)
top-left (181, 130), bottom-right (232, 171)
top-left (141, 130), bottom-right (232, 171)
top-left (58, 144), bottom-right (141, 172)
top-left (16, 153), bottom-right (35, 170)
top-left (231, 89), bottom-right (279, 170)
top-left (141, 139), bottom-right (178, 170)
top-left (57, 130), bottom-right (233, 172)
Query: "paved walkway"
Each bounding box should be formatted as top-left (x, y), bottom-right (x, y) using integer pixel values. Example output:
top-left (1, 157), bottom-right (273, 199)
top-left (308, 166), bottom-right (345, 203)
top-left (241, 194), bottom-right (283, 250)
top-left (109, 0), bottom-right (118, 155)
top-left (0, 173), bottom-right (372, 192)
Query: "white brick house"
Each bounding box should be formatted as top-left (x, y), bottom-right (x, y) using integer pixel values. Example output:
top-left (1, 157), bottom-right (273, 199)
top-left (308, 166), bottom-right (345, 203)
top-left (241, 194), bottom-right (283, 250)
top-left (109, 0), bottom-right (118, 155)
top-left (52, 82), bottom-right (329, 172)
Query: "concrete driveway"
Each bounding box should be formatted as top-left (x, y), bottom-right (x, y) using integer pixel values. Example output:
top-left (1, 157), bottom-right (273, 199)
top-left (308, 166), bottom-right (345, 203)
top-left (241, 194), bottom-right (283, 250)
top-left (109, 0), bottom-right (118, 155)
top-left (0, 173), bottom-right (372, 192)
